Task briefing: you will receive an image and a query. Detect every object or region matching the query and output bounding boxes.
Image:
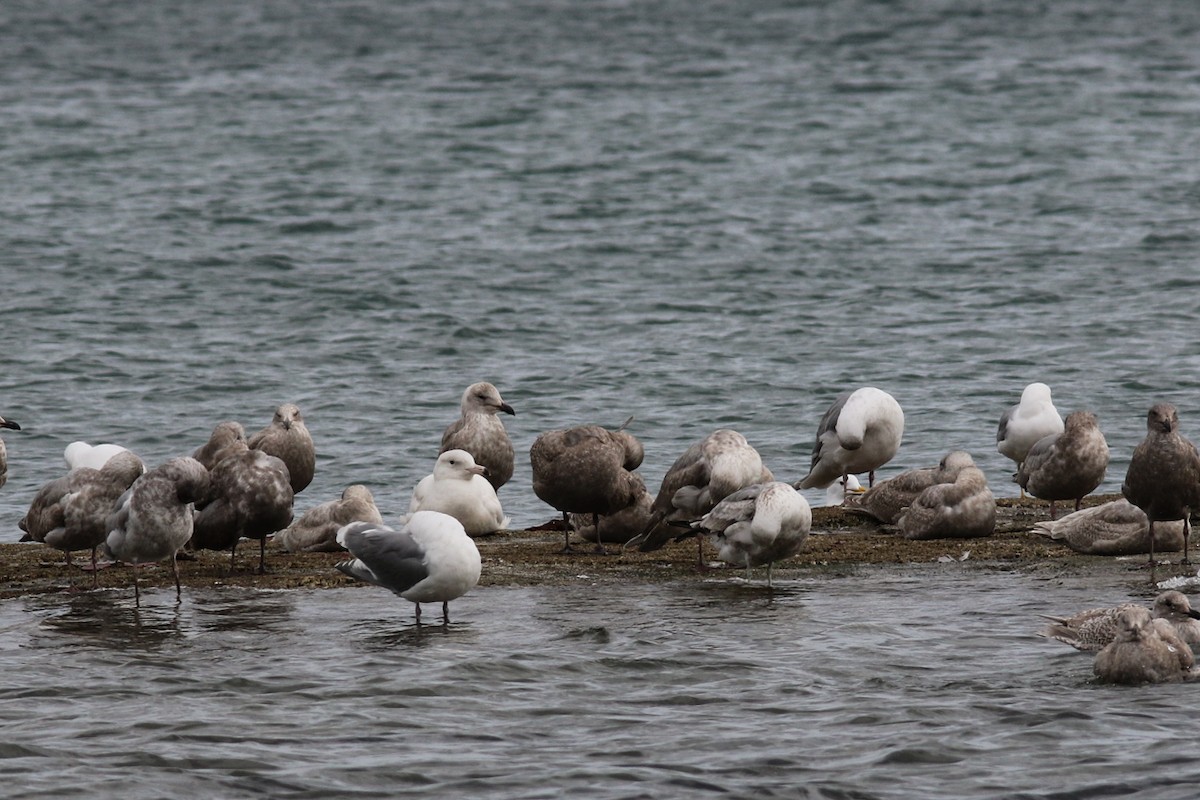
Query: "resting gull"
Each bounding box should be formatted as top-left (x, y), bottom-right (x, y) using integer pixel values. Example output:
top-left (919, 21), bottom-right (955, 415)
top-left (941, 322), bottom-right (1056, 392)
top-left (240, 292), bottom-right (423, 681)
top-left (1014, 410), bottom-right (1109, 519)
top-left (404, 449), bottom-right (509, 537)
top-left (823, 474), bottom-right (865, 507)
top-left (530, 423), bottom-right (646, 553)
top-left (335, 512), bottom-right (482, 625)
top-left (1032, 499), bottom-right (1185, 556)
top-left (64, 441), bottom-right (139, 472)
top-left (193, 421), bottom-right (248, 470)
top-left (1093, 606), bottom-right (1195, 685)
top-left (896, 461), bottom-right (996, 540)
top-left (1122, 403), bottom-right (1200, 566)
top-left (570, 488), bottom-right (656, 545)
top-left (104, 457), bottom-right (212, 606)
top-left (19, 451), bottom-right (145, 585)
top-left (276, 484), bottom-right (384, 553)
top-left (191, 449), bottom-right (294, 573)
top-left (845, 450), bottom-right (976, 525)
top-left (440, 382), bottom-right (516, 492)
top-left (627, 429), bottom-right (774, 558)
top-left (0, 414), bottom-right (21, 489)
top-left (248, 403), bottom-right (315, 495)
top-left (996, 383), bottom-right (1064, 495)
top-left (1040, 591), bottom-right (1200, 652)
top-left (796, 387), bottom-right (904, 490)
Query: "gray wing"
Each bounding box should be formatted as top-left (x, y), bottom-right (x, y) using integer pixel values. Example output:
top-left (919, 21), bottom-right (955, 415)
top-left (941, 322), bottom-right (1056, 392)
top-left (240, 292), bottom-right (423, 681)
top-left (697, 484), bottom-right (763, 534)
top-left (996, 405), bottom-right (1014, 443)
top-left (337, 521), bottom-right (428, 594)
top-left (810, 392), bottom-right (850, 470)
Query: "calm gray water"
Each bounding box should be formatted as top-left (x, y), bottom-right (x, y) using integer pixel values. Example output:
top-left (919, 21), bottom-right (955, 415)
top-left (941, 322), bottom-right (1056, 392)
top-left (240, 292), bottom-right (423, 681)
top-left (3, 0), bottom-right (1200, 795)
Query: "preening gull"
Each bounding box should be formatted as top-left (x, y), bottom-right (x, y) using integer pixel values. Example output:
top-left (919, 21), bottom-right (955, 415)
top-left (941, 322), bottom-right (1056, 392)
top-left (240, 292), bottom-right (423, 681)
top-left (193, 421), bottom-right (248, 470)
top-left (1032, 499), bottom-right (1185, 556)
top-left (404, 449), bottom-right (509, 537)
top-left (530, 423), bottom-right (646, 553)
top-left (64, 441), bottom-right (139, 472)
top-left (440, 382), bottom-right (516, 492)
top-left (1093, 606), bottom-right (1195, 685)
top-left (104, 457), bottom-right (212, 606)
top-left (1122, 403), bottom-right (1200, 566)
top-left (796, 387), bottom-right (904, 490)
top-left (570, 488), bottom-right (655, 545)
top-left (823, 474), bottom-right (864, 507)
top-left (1040, 591), bottom-right (1200, 652)
top-left (276, 484), bottom-right (384, 552)
top-left (627, 429), bottom-right (773, 557)
top-left (19, 451), bottom-right (145, 585)
top-left (896, 461), bottom-right (996, 540)
top-left (996, 383), bottom-right (1064, 494)
top-left (335, 511), bottom-right (482, 625)
top-left (1015, 410), bottom-right (1109, 519)
top-left (248, 403), bottom-right (315, 495)
top-left (685, 481), bottom-right (812, 586)
top-left (845, 450), bottom-right (976, 525)
top-left (191, 449), bottom-right (294, 573)
top-left (0, 414), bottom-right (21, 489)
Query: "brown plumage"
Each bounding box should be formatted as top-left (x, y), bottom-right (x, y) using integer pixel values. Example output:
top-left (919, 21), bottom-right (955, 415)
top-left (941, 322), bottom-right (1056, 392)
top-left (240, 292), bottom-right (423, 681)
top-left (846, 450), bottom-right (976, 525)
top-left (1122, 403), bottom-right (1200, 565)
top-left (193, 421), bottom-right (248, 470)
top-left (1093, 606), bottom-right (1195, 685)
top-left (896, 465), bottom-right (996, 540)
top-left (276, 484), bottom-right (384, 553)
top-left (248, 403), bottom-right (315, 495)
top-left (440, 382), bottom-right (516, 491)
top-left (192, 449), bottom-right (294, 573)
top-left (1015, 410), bottom-right (1109, 519)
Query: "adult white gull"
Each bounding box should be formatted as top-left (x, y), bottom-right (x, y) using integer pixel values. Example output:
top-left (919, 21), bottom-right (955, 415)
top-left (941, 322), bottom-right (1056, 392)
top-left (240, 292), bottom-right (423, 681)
top-left (440, 382), bottom-right (516, 492)
top-left (796, 387), bottom-right (904, 490)
top-left (404, 449), bottom-right (509, 537)
top-left (64, 441), bottom-right (141, 472)
top-left (336, 511), bottom-right (482, 625)
top-left (996, 383), bottom-right (1064, 488)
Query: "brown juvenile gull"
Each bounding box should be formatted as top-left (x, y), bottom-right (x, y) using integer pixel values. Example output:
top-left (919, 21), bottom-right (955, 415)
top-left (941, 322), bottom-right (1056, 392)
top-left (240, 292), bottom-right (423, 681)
top-left (191, 449), bottom-right (294, 573)
top-left (404, 449), bottom-right (509, 537)
top-left (896, 463), bottom-right (996, 540)
top-left (335, 511), bottom-right (482, 625)
top-left (1122, 403), bottom-right (1200, 566)
top-left (1041, 591), bottom-right (1200, 652)
top-left (684, 481), bottom-right (812, 586)
top-left (628, 429), bottom-right (774, 557)
top-left (570, 488), bottom-right (655, 545)
top-left (996, 382), bottom-right (1064, 497)
top-left (19, 451), bottom-right (145, 585)
top-left (193, 421), bottom-right (248, 470)
top-left (1032, 499), bottom-right (1185, 556)
top-left (845, 450), bottom-right (977, 525)
top-left (248, 403), bottom-right (315, 495)
top-left (104, 457), bottom-right (212, 606)
top-left (796, 387), bottom-right (904, 490)
top-left (530, 423), bottom-right (646, 554)
top-left (276, 484), bottom-right (384, 553)
top-left (1093, 606), bottom-right (1195, 685)
top-left (0, 414), bottom-right (22, 489)
top-left (440, 382), bottom-right (516, 492)
top-left (1015, 410), bottom-right (1109, 520)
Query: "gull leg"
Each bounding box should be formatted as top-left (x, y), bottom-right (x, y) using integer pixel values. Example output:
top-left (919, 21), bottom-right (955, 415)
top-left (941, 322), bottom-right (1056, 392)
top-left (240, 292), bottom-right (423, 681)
top-left (256, 537), bottom-right (267, 575)
top-left (560, 512), bottom-right (574, 553)
top-left (1184, 515), bottom-right (1192, 566)
top-left (414, 602), bottom-right (423, 625)
top-left (442, 601), bottom-right (450, 625)
top-left (172, 553), bottom-right (182, 603)
top-left (593, 512), bottom-right (606, 554)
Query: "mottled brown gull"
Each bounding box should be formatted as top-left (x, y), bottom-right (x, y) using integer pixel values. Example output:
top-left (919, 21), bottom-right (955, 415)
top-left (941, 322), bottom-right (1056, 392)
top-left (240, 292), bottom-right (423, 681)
top-left (845, 450), bottom-right (976, 525)
top-left (104, 457), bottom-right (212, 606)
top-left (404, 449), bottom-right (509, 537)
top-left (276, 484), bottom-right (384, 553)
top-left (570, 488), bottom-right (655, 545)
top-left (1015, 410), bottom-right (1109, 519)
top-left (1032, 499), bottom-right (1185, 556)
top-left (0, 414), bottom-right (22, 489)
top-left (1093, 606), bottom-right (1195, 685)
top-left (996, 383), bottom-right (1064, 494)
top-left (440, 382), bottom-right (516, 492)
top-left (530, 423), bottom-right (646, 553)
top-left (896, 462), bottom-right (995, 540)
top-left (1122, 403), bottom-right (1200, 566)
top-left (335, 512), bottom-right (482, 625)
top-left (192, 421), bottom-right (248, 470)
top-left (796, 387), bottom-right (904, 490)
top-left (248, 403), bottom-right (315, 495)
top-left (191, 449), bottom-right (294, 573)
top-left (1040, 591), bottom-right (1200, 652)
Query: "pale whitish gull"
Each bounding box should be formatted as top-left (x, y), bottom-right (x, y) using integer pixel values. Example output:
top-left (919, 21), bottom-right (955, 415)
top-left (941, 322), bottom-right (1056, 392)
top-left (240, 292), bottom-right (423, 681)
top-left (628, 429), bottom-right (773, 558)
top-left (996, 382), bottom-right (1064, 494)
top-left (570, 488), bottom-right (655, 545)
top-left (404, 449), bottom-right (509, 537)
top-left (276, 484), bottom-right (384, 553)
top-left (440, 382), bottom-right (516, 492)
top-left (1040, 591), bottom-right (1200, 652)
top-left (191, 449), bottom-right (294, 573)
top-left (335, 511), bottom-right (482, 625)
top-left (19, 451), bottom-right (145, 585)
top-left (1015, 410), bottom-right (1109, 520)
top-left (796, 387), bottom-right (904, 490)
top-left (104, 457), bottom-right (211, 606)
top-left (1122, 403), bottom-right (1200, 566)
top-left (1093, 606), bottom-right (1195, 685)
top-left (530, 423), bottom-right (646, 553)
top-left (0, 414), bottom-right (21, 489)
top-left (896, 461), bottom-right (996, 540)
top-left (193, 421), bottom-right (248, 470)
top-left (64, 441), bottom-right (139, 472)
top-left (686, 481), bottom-right (812, 586)
top-left (248, 403), bottom-right (315, 495)
top-left (845, 450), bottom-right (976, 525)
top-left (823, 474), bottom-right (864, 507)
top-left (1032, 499), bottom-right (1185, 556)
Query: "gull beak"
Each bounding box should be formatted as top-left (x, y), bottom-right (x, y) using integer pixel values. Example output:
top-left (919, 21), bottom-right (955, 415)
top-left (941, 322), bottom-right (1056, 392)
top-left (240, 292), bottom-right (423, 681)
top-left (499, 402), bottom-right (515, 416)
top-left (0, 417), bottom-right (19, 431)
top-left (470, 464), bottom-right (490, 478)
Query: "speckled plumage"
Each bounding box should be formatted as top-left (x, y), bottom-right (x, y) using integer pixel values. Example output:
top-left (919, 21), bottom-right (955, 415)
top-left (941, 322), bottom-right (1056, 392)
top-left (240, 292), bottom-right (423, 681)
top-left (192, 449), bottom-right (294, 572)
top-left (1040, 591), bottom-right (1200, 652)
top-left (248, 403), bottom-right (315, 495)
top-left (1093, 606), bottom-right (1195, 685)
top-left (896, 464), bottom-right (995, 540)
top-left (440, 382), bottom-right (516, 492)
top-left (1032, 499), bottom-right (1184, 556)
top-left (1015, 410), bottom-right (1109, 519)
top-left (276, 484), bottom-right (384, 553)
top-left (846, 450), bottom-right (976, 525)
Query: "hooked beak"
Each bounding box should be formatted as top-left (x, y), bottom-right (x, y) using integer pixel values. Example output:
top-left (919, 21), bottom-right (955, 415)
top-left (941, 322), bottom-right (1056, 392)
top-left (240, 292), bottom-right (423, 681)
top-left (499, 402), bottom-right (515, 416)
top-left (470, 464), bottom-right (490, 478)
top-left (1187, 608), bottom-right (1200, 620)
top-left (0, 417), bottom-right (19, 431)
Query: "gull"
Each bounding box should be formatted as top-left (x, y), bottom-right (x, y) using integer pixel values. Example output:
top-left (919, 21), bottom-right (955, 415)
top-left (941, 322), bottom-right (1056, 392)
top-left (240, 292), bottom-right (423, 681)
top-left (796, 387), bottom-right (904, 490)
top-left (1039, 591), bottom-right (1200, 651)
top-left (1093, 606), bottom-right (1195, 685)
top-left (276, 484), bottom-right (384, 552)
top-left (895, 462), bottom-right (996, 540)
top-left (440, 382), bottom-right (516, 491)
top-left (191, 449), bottom-right (294, 573)
top-left (1122, 403), bottom-right (1200, 566)
top-left (248, 403), bottom-right (315, 495)
top-left (686, 481), bottom-right (812, 586)
top-left (997, 383), bottom-right (1064, 496)
top-left (0, 414), bottom-right (21, 489)
top-left (404, 449), bottom-right (509, 536)
top-left (1015, 410), bottom-right (1109, 519)
top-left (845, 450), bottom-right (976, 524)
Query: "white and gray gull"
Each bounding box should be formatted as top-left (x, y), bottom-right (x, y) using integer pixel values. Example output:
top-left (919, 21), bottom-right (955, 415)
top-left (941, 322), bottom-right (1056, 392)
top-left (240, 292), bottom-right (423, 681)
top-left (795, 387), bottom-right (904, 490)
top-left (996, 382), bottom-right (1064, 493)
